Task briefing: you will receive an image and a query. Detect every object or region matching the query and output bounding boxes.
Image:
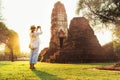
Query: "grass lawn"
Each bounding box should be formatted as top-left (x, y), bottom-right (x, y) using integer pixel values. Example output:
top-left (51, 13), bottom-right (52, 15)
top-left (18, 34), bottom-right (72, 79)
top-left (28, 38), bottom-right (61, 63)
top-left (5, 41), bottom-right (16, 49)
top-left (0, 61), bottom-right (120, 80)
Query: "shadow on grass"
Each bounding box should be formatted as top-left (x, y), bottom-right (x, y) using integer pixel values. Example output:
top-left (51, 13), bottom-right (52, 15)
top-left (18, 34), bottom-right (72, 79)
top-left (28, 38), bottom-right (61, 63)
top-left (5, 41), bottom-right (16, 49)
top-left (31, 69), bottom-right (64, 80)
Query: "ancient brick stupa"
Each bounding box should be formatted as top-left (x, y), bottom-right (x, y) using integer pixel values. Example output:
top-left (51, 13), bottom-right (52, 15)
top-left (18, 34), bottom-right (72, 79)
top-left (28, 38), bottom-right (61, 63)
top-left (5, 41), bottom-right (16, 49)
top-left (54, 17), bottom-right (106, 63)
top-left (50, 1), bottom-right (68, 49)
top-left (38, 1), bottom-right (68, 62)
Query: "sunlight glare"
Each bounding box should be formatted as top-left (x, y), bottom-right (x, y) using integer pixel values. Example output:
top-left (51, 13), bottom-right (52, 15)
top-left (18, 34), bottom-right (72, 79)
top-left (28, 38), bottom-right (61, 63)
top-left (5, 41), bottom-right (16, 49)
top-left (0, 44), bottom-right (5, 51)
top-left (96, 30), bottom-right (113, 46)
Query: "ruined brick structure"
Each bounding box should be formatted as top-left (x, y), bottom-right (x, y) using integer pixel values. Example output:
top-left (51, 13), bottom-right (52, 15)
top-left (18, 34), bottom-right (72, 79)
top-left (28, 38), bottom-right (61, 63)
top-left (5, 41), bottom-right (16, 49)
top-left (53, 17), bottom-right (117, 63)
top-left (38, 1), bottom-right (68, 62)
top-left (50, 1), bottom-right (68, 49)
top-left (38, 2), bottom-right (118, 63)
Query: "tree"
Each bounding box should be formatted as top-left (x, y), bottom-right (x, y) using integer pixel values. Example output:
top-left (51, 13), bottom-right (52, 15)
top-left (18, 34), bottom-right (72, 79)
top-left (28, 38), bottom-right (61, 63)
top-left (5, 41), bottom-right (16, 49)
top-left (76, 0), bottom-right (120, 24)
top-left (0, 22), bottom-right (20, 61)
top-left (5, 30), bottom-right (20, 61)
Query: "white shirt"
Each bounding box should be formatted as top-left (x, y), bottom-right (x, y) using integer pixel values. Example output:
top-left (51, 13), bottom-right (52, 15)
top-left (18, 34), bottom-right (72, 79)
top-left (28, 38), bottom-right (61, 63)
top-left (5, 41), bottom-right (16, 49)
top-left (29, 29), bottom-right (42, 49)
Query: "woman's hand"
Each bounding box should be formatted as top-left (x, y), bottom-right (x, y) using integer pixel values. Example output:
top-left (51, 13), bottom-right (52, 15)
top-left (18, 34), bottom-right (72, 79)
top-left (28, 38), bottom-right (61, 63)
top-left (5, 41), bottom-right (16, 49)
top-left (37, 26), bottom-right (41, 29)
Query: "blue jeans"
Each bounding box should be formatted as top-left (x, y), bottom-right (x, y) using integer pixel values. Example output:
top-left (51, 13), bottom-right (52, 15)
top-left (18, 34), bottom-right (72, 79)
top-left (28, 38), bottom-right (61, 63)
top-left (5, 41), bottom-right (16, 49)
top-left (30, 48), bottom-right (39, 64)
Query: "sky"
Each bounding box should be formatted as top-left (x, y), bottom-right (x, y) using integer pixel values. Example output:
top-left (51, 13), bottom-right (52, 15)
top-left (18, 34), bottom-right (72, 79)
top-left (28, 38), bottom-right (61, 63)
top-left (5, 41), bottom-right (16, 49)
top-left (1, 0), bottom-right (112, 52)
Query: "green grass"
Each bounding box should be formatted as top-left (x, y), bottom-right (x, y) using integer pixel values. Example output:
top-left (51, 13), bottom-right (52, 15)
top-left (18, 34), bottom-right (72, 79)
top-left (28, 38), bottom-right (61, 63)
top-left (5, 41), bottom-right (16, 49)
top-left (0, 61), bottom-right (120, 80)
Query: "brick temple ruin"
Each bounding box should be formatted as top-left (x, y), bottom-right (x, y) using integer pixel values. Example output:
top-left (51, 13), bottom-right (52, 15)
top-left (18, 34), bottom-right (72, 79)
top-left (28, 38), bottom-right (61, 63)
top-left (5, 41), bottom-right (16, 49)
top-left (50, 1), bottom-right (68, 49)
top-left (38, 1), bottom-right (118, 63)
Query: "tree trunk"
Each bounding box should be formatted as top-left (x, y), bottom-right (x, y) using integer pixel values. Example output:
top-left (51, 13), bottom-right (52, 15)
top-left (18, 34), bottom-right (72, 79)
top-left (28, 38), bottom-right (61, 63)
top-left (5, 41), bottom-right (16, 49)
top-left (10, 48), bottom-right (14, 62)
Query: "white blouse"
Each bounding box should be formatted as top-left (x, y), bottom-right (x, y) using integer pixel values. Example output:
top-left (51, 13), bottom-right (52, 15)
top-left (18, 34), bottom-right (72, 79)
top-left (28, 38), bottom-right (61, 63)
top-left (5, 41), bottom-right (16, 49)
top-left (29, 30), bottom-right (42, 49)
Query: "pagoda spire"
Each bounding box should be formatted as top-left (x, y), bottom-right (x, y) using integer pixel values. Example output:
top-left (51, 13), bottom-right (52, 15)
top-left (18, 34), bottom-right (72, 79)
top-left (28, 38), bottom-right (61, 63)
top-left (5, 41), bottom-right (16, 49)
top-left (50, 1), bottom-right (68, 49)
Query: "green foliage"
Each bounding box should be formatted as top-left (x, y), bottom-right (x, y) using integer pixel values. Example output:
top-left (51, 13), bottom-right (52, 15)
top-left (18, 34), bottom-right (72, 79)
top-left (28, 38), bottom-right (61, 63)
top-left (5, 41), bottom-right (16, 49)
top-left (5, 29), bottom-right (20, 55)
top-left (0, 22), bottom-right (20, 61)
top-left (0, 61), bottom-right (120, 80)
top-left (0, 22), bottom-right (9, 44)
top-left (77, 0), bottom-right (120, 24)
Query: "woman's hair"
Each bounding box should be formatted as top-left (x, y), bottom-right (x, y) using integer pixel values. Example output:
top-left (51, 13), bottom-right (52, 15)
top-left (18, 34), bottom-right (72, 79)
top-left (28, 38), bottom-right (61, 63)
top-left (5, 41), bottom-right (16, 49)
top-left (30, 25), bottom-right (36, 33)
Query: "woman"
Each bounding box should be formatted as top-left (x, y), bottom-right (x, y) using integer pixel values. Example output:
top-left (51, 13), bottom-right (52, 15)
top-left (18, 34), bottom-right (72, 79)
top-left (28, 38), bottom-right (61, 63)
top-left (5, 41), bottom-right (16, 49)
top-left (29, 25), bottom-right (43, 69)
